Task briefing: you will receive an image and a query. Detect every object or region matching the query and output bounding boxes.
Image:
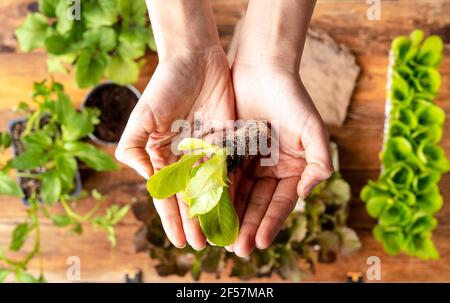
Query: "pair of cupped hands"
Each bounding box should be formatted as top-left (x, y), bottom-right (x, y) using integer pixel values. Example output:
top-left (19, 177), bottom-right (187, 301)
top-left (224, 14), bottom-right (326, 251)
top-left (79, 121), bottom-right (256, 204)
top-left (115, 44), bottom-right (333, 257)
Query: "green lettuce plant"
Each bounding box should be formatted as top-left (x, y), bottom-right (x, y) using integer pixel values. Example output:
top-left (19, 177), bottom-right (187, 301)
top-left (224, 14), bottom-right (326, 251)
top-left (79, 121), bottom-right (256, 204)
top-left (0, 80), bottom-right (128, 282)
top-left (136, 172), bottom-right (360, 281)
top-left (146, 138), bottom-right (239, 247)
top-left (361, 30), bottom-right (449, 260)
top-left (15, 0), bottom-right (156, 88)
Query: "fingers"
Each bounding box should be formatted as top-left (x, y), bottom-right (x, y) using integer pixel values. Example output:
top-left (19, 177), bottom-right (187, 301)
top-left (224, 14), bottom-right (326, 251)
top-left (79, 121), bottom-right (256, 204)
top-left (225, 169), bottom-right (255, 252)
top-left (234, 178), bottom-right (277, 257)
top-left (256, 176), bottom-right (300, 249)
top-left (148, 145), bottom-right (187, 248)
top-left (115, 99), bottom-right (156, 179)
top-left (177, 193), bottom-right (206, 250)
top-left (297, 118), bottom-right (333, 198)
top-left (153, 196), bottom-right (186, 248)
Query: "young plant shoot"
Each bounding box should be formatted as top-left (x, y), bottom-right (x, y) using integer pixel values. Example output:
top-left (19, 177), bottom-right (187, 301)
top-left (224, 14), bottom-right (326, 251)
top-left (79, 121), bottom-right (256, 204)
top-left (147, 138), bottom-right (238, 247)
top-left (361, 30), bottom-right (449, 260)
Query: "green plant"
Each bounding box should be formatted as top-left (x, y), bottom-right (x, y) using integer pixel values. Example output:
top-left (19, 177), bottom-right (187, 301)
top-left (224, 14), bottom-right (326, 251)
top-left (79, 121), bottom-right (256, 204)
top-left (15, 0), bottom-right (157, 88)
top-left (360, 30), bottom-right (449, 260)
top-left (0, 80), bottom-right (129, 282)
top-left (146, 138), bottom-right (238, 247)
top-left (135, 172), bottom-right (360, 281)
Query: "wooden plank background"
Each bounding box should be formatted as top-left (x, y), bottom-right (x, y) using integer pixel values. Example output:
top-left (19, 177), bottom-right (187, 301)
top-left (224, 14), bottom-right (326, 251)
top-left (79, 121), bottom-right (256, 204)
top-left (0, 0), bottom-right (449, 282)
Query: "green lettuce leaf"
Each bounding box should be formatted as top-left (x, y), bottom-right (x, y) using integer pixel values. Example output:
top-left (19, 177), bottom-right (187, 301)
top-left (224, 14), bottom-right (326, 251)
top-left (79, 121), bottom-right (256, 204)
top-left (184, 154), bottom-right (228, 199)
top-left (146, 154), bottom-right (203, 199)
top-left (199, 188), bottom-right (239, 247)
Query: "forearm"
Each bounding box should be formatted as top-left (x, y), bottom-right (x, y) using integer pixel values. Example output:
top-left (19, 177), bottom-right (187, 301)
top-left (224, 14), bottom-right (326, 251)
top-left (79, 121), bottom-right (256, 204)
top-left (235, 0), bottom-right (316, 72)
top-left (146, 0), bottom-right (221, 61)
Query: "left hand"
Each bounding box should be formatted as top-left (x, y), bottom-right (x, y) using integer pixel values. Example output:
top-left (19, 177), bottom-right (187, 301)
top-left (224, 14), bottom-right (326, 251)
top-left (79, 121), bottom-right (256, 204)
top-left (228, 62), bottom-right (333, 257)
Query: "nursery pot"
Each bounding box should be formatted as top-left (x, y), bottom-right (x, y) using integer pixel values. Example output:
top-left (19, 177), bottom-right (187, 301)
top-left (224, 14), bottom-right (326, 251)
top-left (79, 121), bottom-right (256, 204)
top-left (7, 118), bottom-right (82, 205)
top-left (82, 82), bottom-right (141, 145)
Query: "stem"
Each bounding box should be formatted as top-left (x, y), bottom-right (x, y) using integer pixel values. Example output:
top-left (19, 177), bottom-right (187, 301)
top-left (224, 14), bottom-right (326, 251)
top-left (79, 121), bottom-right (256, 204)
top-left (16, 172), bottom-right (42, 179)
top-left (61, 198), bottom-right (102, 223)
top-left (0, 199), bottom-right (40, 270)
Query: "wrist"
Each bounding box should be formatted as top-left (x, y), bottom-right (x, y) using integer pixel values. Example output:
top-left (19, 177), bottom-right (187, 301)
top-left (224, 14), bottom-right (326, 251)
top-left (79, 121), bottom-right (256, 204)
top-left (146, 0), bottom-right (221, 61)
top-left (234, 0), bottom-right (316, 73)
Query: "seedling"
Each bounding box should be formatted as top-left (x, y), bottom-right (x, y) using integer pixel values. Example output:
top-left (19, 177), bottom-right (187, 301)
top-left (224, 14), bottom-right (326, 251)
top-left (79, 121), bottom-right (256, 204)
top-left (0, 80), bottom-right (128, 282)
top-left (361, 30), bottom-right (449, 260)
top-left (15, 0), bottom-right (156, 88)
top-left (146, 122), bottom-right (271, 246)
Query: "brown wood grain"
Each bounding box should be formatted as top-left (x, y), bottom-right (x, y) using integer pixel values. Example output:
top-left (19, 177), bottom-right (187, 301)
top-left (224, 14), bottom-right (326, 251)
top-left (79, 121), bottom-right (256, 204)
top-left (0, 0), bottom-right (449, 282)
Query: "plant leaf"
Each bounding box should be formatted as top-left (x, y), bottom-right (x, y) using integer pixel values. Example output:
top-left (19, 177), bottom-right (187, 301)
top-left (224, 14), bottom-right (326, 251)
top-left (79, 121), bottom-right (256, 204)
top-left (62, 109), bottom-right (95, 141)
top-left (64, 142), bottom-right (118, 171)
top-left (0, 172), bottom-right (23, 197)
top-left (40, 170), bottom-right (62, 204)
top-left (199, 188), bottom-right (239, 247)
top-left (15, 13), bottom-right (49, 52)
top-left (10, 147), bottom-right (48, 170)
top-left (39, 0), bottom-right (59, 17)
top-left (74, 50), bottom-right (108, 88)
top-left (146, 154), bottom-right (203, 199)
top-left (187, 186), bottom-right (223, 218)
top-left (184, 154), bottom-right (227, 199)
top-left (10, 223), bottom-right (31, 252)
top-left (105, 55), bottom-right (140, 85)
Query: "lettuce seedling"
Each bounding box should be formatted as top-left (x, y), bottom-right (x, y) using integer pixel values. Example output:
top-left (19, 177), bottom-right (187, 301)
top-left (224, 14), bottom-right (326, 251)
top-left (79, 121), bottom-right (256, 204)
top-left (15, 0), bottom-right (156, 88)
top-left (147, 138), bottom-right (238, 246)
top-left (361, 30), bottom-right (449, 260)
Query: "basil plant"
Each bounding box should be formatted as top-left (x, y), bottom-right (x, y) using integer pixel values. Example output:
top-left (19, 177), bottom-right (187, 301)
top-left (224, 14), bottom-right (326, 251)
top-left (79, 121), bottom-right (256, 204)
top-left (361, 30), bottom-right (449, 260)
top-left (15, 0), bottom-right (157, 88)
top-left (147, 138), bottom-right (239, 247)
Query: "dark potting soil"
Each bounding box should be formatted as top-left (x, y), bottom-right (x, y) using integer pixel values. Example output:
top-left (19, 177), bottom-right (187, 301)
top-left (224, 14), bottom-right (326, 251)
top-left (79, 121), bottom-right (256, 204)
top-left (84, 84), bottom-right (139, 143)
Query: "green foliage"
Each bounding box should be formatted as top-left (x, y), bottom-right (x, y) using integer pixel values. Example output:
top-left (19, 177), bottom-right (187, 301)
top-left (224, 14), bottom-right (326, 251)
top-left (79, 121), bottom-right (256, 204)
top-left (0, 81), bottom-right (127, 282)
top-left (146, 138), bottom-right (237, 246)
top-left (135, 173), bottom-right (360, 281)
top-left (1, 80), bottom-right (117, 203)
top-left (361, 30), bottom-right (448, 260)
top-left (16, 0), bottom-right (157, 88)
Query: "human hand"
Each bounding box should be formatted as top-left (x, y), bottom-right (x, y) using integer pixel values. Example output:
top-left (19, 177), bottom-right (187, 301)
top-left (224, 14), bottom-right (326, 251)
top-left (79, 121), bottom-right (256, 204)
top-left (116, 1), bottom-right (234, 250)
top-left (228, 62), bottom-right (333, 257)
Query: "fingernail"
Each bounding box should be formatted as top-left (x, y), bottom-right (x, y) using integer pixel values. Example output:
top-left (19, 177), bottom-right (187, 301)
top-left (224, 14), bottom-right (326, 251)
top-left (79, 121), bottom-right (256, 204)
top-left (225, 245), bottom-right (234, 253)
top-left (175, 243), bottom-right (186, 249)
top-left (193, 244), bottom-right (207, 251)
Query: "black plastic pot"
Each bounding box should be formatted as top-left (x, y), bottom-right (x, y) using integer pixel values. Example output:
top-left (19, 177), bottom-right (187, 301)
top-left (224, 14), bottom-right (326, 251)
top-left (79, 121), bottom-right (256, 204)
top-left (7, 118), bottom-right (82, 205)
top-left (82, 82), bottom-right (141, 145)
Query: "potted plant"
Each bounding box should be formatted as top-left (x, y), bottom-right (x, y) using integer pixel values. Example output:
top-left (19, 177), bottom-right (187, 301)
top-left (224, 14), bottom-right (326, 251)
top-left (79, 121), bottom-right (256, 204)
top-left (360, 30), bottom-right (449, 259)
top-left (0, 80), bottom-right (129, 282)
top-left (82, 82), bottom-right (140, 144)
top-left (15, 0), bottom-right (156, 88)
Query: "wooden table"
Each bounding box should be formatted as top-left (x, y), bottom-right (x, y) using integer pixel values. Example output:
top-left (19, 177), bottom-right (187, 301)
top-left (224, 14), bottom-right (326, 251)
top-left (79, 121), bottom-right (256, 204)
top-left (0, 0), bottom-right (449, 282)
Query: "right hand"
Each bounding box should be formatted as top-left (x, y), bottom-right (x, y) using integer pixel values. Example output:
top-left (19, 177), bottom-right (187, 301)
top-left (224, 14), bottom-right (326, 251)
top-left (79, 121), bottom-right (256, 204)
top-left (115, 46), bottom-right (235, 250)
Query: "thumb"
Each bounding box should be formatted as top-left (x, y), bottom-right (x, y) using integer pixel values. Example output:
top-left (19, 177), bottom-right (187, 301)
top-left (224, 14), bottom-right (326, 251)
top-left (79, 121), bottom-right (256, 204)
top-left (115, 98), bottom-right (155, 179)
top-left (297, 117), bottom-right (333, 198)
